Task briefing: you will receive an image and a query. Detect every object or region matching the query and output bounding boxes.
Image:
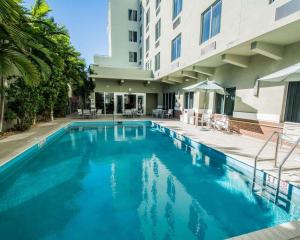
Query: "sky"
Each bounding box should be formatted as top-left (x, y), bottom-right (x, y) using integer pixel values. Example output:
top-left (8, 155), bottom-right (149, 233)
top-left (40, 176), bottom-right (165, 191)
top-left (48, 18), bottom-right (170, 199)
top-left (22, 0), bottom-right (109, 65)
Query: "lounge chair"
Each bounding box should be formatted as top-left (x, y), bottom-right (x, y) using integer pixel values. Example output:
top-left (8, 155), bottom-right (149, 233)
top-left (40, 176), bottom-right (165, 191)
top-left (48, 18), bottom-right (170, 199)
top-left (212, 115), bottom-right (229, 132)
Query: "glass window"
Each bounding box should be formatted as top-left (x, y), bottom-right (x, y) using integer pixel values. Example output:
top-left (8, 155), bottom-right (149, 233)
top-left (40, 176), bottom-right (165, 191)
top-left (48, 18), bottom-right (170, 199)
top-left (155, 52), bottom-right (160, 71)
top-left (201, 10), bottom-right (211, 43)
top-left (129, 52), bottom-right (137, 62)
top-left (139, 47), bottom-right (143, 60)
top-left (171, 34), bottom-right (181, 61)
top-left (173, 0), bottom-right (182, 19)
top-left (139, 3), bottom-right (143, 21)
top-left (201, 0), bottom-right (222, 43)
top-left (146, 9), bottom-right (150, 26)
top-left (139, 25), bottom-right (143, 40)
top-left (128, 9), bottom-right (138, 21)
top-left (155, 19), bottom-right (161, 41)
top-left (146, 36), bottom-right (150, 52)
top-left (211, 1), bottom-right (222, 37)
top-left (184, 92), bottom-right (194, 109)
top-left (129, 31), bottom-right (137, 42)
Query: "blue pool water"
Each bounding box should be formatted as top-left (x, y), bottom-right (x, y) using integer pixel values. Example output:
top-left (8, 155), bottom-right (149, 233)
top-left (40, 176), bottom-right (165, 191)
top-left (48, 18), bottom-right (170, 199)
top-left (0, 122), bottom-right (298, 239)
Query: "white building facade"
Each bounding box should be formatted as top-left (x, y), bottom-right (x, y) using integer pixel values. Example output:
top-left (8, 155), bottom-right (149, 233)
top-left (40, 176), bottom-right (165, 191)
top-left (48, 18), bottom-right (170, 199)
top-left (90, 0), bottom-right (300, 139)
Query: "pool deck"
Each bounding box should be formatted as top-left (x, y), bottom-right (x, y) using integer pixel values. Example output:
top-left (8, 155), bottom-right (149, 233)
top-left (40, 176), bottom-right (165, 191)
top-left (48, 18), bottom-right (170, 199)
top-left (0, 117), bottom-right (300, 240)
top-left (154, 120), bottom-right (300, 188)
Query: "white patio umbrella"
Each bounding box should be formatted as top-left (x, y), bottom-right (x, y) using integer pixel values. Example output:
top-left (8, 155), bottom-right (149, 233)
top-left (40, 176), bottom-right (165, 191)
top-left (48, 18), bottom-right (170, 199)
top-left (258, 62), bottom-right (300, 82)
top-left (183, 80), bottom-right (227, 111)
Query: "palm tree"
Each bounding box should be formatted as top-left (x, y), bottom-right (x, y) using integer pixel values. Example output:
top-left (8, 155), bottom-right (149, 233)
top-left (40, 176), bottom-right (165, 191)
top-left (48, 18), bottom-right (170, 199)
top-left (0, 0), bottom-right (51, 132)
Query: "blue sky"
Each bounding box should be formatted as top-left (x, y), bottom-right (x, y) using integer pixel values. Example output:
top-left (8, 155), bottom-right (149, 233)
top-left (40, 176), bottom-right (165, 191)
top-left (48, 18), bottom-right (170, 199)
top-left (22, 0), bottom-right (108, 65)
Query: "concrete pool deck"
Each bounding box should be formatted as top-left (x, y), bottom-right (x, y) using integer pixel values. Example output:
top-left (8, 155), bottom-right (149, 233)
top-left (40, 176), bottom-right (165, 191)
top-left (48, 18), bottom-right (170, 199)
top-left (0, 117), bottom-right (300, 240)
top-left (154, 120), bottom-right (300, 188)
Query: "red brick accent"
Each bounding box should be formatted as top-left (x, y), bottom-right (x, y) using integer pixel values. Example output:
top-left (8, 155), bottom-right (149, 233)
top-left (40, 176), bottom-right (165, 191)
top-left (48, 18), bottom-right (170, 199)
top-left (227, 116), bottom-right (283, 140)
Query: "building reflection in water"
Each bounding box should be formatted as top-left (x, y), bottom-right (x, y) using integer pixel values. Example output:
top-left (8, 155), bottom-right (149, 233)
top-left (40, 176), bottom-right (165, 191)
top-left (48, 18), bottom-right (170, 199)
top-left (137, 154), bottom-right (208, 239)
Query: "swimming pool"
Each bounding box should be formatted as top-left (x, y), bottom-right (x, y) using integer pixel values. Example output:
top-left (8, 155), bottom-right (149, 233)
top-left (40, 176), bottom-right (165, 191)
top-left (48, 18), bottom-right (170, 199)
top-left (0, 121), bottom-right (299, 240)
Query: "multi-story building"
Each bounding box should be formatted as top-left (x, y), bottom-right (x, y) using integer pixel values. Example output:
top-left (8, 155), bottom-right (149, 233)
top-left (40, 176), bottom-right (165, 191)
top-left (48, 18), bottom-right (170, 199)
top-left (90, 0), bottom-right (300, 139)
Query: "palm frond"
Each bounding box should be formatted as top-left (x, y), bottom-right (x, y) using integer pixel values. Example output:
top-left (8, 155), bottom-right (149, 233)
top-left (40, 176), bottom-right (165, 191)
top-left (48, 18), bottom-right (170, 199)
top-left (32, 0), bottom-right (51, 18)
top-left (0, 48), bottom-right (40, 84)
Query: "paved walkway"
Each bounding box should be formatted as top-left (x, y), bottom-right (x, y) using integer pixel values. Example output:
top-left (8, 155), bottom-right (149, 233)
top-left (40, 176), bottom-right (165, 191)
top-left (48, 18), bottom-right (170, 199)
top-left (0, 118), bottom-right (70, 166)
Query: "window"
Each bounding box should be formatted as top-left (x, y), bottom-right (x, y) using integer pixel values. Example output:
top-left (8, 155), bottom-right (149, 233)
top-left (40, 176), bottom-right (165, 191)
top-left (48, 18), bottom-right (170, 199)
top-left (139, 3), bottom-right (143, 21)
top-left (184, 92), bottom-right (194, 109)
top-left (129, 52), bottom-right (137, 62)
top-left (201, 0), bottom-right (222, 43)
top-left (155, 19), bottom-right (161, 41)
top-left (163, 92), bottom-right (176, 110)
top-left (173, 0), bottom-right (182, 19)
top-left (146, 36), bottom-right (150, 52)
top-left (156, 0), bottom-right (161, 9)
top-left (128, 9), bottom-right (138, 21)
top-left (146, 9), bottom-right (150, 26)
top-left (171, 34), bottom-right (181, 61)
top-left (155, 52), bottom-right (160, 71)
top-left (129, 31), bottom-right (137, 42)
top-left (139, 47), bottom-right (143, 61)
top-left (139, 25), bottom-right (143, 41)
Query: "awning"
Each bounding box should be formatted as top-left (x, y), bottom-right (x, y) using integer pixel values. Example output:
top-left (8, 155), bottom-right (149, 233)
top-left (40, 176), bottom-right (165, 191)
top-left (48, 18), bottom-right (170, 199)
top-left (258, 62), bottom-right (300, 82)
top-left (183, 80), bottom-right (227, 95)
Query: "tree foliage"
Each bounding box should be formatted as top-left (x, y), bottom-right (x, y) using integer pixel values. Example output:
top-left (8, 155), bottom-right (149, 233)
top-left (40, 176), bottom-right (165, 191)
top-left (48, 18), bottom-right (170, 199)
top-left (0, 0), bottom-right (94, 132)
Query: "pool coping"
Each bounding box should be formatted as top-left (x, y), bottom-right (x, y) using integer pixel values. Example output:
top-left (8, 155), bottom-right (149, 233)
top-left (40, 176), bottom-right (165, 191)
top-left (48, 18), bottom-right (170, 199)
top-left (1, 119), bottom-right (300, 240)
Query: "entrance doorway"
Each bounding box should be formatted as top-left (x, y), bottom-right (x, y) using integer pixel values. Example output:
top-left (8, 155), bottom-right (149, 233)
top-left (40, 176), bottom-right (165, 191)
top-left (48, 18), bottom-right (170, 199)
top-left (124, 94), bottom-right (137, 110)
top-left (285, 82), bottom-right (300, 123)
top-left (95, 92), bottom-right (146, 115)
top-left (215, 87), bottom-right (236, 115)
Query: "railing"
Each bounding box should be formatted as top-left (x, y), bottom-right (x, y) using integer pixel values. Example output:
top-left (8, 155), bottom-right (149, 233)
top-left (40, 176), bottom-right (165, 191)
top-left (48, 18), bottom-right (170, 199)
top-left (252, 131), bottom-right (280, 191)
top-left (275, 137), bottom-right (300, 204)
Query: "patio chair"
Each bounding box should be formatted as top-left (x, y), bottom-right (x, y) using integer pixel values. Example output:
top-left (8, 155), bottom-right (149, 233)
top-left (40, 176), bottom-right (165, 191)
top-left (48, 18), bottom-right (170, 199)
top-left (77, 109), bottom-right (83, 118)
top-left (96, 109), bottom-right (103, 119)
top-left (132, 109), bottom-right (138, 117)
top-left (164, 109), bottom-right (173, 119)
top-left (212, 115), bottom-right (230, 132)
top-left (123, 109), bottom-right (132, 118)
top-left (83, 109), bottom-right (91, 119)
top-left (152, 109), bottom-right (161, 118)
top-left (198, 113), bottom-right (212, 130)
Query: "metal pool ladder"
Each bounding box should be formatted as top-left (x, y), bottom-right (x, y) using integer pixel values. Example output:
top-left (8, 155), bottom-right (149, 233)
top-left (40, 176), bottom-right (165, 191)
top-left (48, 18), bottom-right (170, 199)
top-left (252, 131), bottom-right (300, 204)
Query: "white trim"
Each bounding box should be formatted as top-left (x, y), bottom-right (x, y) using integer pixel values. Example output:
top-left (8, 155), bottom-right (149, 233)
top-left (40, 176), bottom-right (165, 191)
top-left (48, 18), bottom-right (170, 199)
top-left (233, 112), bottom-right (281, 123)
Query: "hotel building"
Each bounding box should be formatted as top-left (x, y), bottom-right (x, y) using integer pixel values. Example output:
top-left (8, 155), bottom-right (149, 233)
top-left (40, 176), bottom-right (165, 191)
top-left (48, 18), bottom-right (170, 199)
top-left (89, 0), bottom-right (300, 139)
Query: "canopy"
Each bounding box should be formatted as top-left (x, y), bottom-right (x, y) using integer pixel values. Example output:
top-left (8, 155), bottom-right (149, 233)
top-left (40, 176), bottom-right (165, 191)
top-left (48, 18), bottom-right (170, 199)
top-left (183, 80), bottom-right (227, 95)
top-left (258, 62), bottom-right (300, 82)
